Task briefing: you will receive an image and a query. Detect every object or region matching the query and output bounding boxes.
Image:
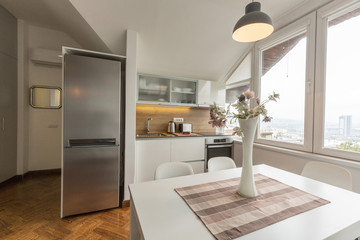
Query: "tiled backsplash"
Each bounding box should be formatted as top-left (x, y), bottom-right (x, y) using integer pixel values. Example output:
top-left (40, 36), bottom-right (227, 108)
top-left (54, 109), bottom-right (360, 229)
top-left (136, 105), bottom-right (216, 133)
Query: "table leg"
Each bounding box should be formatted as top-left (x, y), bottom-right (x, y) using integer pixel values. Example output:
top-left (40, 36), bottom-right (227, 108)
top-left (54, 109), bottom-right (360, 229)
top-left (130, 196), bottom-right (141, 240)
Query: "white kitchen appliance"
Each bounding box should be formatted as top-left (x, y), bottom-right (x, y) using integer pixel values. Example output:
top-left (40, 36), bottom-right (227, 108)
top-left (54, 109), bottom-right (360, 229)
top-left (179, 123), bottom-right (192, 133)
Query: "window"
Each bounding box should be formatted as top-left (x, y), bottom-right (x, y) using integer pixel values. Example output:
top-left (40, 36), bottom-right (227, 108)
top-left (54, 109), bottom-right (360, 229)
top-left (324, 8), bottom-right (360, 153)
top-left (253, 0), bottom-right (360, 161)
top-left (259, 33), bottom-right (307, 144)
top-left (225, 84), bottom-right (250, 132)
top-left (314, 1), bottom-right (360, 160)
top-left (254, 14), bottom-right (316, 151)
top-left (225, 51), bottom-right (252, 134)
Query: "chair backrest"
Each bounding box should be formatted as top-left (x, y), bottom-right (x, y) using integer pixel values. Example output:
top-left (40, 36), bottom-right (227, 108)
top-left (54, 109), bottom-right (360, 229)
top-left (208, 157), bottom-right (236, 172)
top-left (301, 161), bottom-right (352, 190)
top-left (154, 162), bottom-right (194, 180)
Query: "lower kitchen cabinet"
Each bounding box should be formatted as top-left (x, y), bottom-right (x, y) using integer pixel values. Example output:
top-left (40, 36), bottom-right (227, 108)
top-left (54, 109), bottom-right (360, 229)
top-left (186, 161), bottom-right (205, 174)
top-left (135, 138), bottom-right (206, 183)
top-left (135, 139), bottom-right (171, 182)
top-left (170, 138), bottom-right (205, 162)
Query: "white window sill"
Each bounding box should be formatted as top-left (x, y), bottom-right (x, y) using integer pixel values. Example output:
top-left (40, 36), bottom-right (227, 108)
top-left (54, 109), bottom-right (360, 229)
top-left (233, 139), bottom-right (360, 170)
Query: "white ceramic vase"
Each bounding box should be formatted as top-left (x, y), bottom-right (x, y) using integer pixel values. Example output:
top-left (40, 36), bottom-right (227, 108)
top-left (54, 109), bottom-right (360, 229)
top-left (216, 126), bottom-right (225, 134)
top-left (237, 116), bottom-right (259, 198)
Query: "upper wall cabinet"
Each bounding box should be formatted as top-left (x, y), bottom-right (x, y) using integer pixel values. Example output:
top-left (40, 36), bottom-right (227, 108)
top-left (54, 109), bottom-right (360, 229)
top-left (137, 73), bottom-right (197, 106)
top-left (197, 80), bottom-right (211, 106)
top-left (198, 80), bottom-right (226, 107)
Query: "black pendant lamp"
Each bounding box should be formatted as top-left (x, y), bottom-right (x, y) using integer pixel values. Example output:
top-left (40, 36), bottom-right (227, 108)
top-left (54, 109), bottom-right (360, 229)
top-left (232, 1), bottom-right (274, 42)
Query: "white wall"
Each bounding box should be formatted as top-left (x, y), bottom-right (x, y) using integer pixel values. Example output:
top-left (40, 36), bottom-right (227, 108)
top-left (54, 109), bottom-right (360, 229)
top-left (234, 141), bottom-right (360, 194)
top-left (124, 30), bottom-right (138, 201)
top-left (211, 81), bottom-right (226, 106)
top-left (17, 23), bottom-right (81, 172)
top-left (226, 52), bottom-right (252, 85)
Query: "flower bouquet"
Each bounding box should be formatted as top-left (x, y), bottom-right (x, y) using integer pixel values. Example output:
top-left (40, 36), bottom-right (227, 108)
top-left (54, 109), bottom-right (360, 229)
top-left (231, 91), bottom-right (280, 137)
top-left (208, 102), bottom-right (228, 128)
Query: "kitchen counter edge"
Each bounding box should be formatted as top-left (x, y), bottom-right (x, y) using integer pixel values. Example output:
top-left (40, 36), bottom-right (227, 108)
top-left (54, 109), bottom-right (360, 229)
top-left (136, 132), bottom-right (234, 140)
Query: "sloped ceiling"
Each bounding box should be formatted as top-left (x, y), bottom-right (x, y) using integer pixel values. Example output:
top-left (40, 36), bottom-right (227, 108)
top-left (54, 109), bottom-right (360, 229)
top-left (0, 0), bottom-right (110, 53)
top-left (69, 0), bottom-right (311, 81)
top-left (0, 0), bottom-right (333, 81)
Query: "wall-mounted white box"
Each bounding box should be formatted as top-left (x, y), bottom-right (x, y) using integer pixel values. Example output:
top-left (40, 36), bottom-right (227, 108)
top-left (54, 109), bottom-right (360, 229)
top-left (173, 118), bottom-right (184, 123)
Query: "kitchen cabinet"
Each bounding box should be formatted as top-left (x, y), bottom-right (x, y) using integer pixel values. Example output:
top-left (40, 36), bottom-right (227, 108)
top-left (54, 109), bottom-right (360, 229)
top-left (170, 138), bottom-right (204, 162)
top-left (137, 73), bottom-right (197, 106)
top-left (136, 138), bottom-right (205, 183)
top-left (137, 73), bottom-right (226, 107)
top-left (138, 74), bottom-right (170, 103)
top-left (187, 161), bottom-right (205, 174)
top-left (135, 139), bottom-right (171, 182)
top-left (197, 80), bottom-right (211, 106)
top-left (198, 80), bottom-right (226, 107)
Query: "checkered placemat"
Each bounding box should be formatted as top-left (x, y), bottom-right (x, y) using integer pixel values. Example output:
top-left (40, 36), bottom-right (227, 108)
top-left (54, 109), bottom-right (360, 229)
top-left (175, 174), bottom-right (330, 240)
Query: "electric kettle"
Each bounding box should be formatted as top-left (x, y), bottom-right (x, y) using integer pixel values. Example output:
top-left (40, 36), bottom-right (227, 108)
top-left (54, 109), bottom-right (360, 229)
top-left (167, 121), bottom-right (176, 133)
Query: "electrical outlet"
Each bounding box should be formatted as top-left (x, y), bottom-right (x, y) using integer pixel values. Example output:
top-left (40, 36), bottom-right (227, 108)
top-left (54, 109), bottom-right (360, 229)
top-left (173, 118), bottom-right (184, 123)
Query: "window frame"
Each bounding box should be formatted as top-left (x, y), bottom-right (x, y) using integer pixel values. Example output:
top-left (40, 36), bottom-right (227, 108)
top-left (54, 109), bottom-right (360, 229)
top-left (253, 12), bottom-right (316, 152)
top-left (313, 0), bottom-right (360, 161)
top-left (225, 81), bottom-right (250, 133)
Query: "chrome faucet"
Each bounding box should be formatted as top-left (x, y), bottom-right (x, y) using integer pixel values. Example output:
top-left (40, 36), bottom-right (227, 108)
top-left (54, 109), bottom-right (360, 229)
top-left (147, 118), bottom-right (152, 134)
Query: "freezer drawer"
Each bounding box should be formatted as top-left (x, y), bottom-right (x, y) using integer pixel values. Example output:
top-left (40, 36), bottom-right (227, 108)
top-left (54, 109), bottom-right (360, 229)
top-left (62, 146), bottom-right (119, 217)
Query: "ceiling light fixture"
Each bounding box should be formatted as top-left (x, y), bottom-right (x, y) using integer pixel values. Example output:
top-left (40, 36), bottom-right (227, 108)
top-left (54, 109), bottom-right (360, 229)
top-left (232, 1), bottom-right (274, 43)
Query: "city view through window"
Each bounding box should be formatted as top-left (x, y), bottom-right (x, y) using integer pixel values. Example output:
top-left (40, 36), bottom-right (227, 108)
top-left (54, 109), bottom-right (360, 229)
top-left (259, 34), bottom-right (306, 145)
top-left (323, 10), bottom-right (360, 152)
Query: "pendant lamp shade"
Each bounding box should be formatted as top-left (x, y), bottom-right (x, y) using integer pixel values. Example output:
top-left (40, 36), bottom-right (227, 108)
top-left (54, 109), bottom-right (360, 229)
top-left (232, 2), bottom-right (274, 43)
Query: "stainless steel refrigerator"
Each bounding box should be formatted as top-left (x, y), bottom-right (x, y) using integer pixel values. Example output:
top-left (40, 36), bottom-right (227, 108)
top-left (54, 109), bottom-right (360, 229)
top-left (61, 51), bottom-right (123, 218)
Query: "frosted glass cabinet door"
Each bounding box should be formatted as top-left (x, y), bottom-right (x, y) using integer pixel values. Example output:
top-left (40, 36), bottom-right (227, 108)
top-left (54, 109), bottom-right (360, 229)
top-left (138, 75), bottom-right (170, 103)
top-left (170, 79), bottom-right (197, 104)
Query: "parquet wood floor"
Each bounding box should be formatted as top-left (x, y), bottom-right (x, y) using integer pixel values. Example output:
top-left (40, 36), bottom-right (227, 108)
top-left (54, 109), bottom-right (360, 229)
top-left (0, 174), bottom-right (130, 240)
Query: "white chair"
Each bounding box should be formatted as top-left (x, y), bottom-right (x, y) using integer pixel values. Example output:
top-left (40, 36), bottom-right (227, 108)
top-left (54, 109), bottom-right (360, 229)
top-left (208, 157), bottom-right (236, 172)
top-left (154, 162), bottom-right (194, 180)
top-left (301, 161), bottom-right (352, 190)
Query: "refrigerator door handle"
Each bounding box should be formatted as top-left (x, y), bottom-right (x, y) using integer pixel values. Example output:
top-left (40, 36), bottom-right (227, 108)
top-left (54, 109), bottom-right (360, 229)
top-left (67, 138), bottom-right (118, 148)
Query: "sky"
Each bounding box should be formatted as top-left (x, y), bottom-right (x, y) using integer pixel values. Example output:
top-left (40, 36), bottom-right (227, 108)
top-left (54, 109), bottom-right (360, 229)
top-left (325, 15), bottom-right (360, 126)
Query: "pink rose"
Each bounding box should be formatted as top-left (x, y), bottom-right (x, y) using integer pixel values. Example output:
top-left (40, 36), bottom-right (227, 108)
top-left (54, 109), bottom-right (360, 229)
top-left (243, 91), bottom-right (255, 99)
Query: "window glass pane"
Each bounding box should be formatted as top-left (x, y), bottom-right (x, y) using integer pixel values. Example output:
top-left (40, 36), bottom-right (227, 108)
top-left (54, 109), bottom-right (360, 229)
top-left (324, 8), bottom-right (360, 152)
top-left (259, 33), bottom-right (307, 144)
top-left (225, 84), bottom-right (249, 132)
top-left (226, 85), bottom-right (249, 104)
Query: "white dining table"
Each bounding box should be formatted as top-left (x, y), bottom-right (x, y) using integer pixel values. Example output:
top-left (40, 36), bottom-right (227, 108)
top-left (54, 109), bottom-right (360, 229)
top-left (129, 164), bottom-right (360, 240)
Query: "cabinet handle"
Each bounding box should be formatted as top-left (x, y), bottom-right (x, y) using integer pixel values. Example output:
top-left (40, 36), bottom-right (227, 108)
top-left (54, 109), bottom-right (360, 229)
top-left (2, 117), bottom-right (4, 131)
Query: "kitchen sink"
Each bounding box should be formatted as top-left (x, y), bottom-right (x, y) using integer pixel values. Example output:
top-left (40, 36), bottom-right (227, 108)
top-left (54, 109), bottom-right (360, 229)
top-left (136, 133), bottom-right (167, 137)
